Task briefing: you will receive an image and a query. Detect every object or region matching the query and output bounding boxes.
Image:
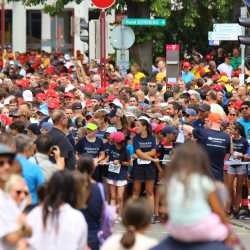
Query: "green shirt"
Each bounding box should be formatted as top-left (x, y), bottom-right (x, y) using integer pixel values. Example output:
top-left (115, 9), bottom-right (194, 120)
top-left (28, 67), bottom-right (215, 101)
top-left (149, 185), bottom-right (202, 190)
top-left (230, 56), bottom-right (241, 70)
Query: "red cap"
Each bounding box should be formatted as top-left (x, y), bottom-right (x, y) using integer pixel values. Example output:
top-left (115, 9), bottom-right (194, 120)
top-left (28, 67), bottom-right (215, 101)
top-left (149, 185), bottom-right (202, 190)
top-left (96, 87), bottom-right (106, 95)
top-left (234, 100), bottom-right (243, 110)
top-left (48, 99), bottom-right (60, 109)
top-left (107, 95), bottom-right (116, 102)
top-left (183, 62), bottom-right (191, 68)
top-left (110, 132), bottom-right (125, 143)
top-left (84, 84), bottom-right (95, 93)
top-left (153, 123), bottom-right (165, 134)
top-left (16, 79), bottom-right (30, 88)
top-left (46, 66), bottom-right (55, 75)
top-left (64, 92), bottom-right (74, 98)
top-left (210, 84), bottom-right (224, 91)
top-left (46, 89), bottom-right (59, 98)
top-left (36, 93), bottom-right (46, 102)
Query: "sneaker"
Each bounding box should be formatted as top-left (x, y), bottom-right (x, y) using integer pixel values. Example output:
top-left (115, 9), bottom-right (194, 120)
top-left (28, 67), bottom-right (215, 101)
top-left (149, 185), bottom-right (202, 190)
top-left (151, 215), bottom-right (156, 224)
top-left (154, 215), bottom-right (161, 223)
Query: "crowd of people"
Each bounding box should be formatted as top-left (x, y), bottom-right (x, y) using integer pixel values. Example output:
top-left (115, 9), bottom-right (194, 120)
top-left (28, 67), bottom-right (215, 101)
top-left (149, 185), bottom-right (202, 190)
top-left (0, 46), bottom-right (249, 250)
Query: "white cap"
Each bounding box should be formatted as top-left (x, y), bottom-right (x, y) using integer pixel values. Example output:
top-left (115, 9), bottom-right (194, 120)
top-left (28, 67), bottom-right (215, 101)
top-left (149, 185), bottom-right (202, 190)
top-left (64, 54), bottom-right (71, 61)
top-left (65, 84), bottom-right (75, 92)
top-left (112, 99), bottom-right (123, 109)
top-left (138, 116), bottom-right (150, 124)
top-left (158, 115), bottom-right (173, 124)
top-left (106, 127), bottom-right (117, 134)
top-left (23, 90), bottom-right (33, 102)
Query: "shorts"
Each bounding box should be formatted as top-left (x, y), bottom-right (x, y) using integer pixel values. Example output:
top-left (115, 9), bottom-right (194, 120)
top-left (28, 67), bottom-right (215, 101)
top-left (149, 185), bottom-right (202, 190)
top-left (106, 179), bottom-right (128, 187)
top-left (227, 165), bottom-right (247, 175)
top-left (132, 164), bottom-right (156, 181)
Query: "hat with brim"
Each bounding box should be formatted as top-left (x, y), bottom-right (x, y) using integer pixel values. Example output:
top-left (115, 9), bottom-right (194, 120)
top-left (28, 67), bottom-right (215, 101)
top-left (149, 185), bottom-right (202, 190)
top-left (110, 132), bottom-right (125, 143)
top-left (0, 144), bottom-right (15, 158)
top-left (85, 122), bottom-right (98, 131)
top-left (162, 126), bottom-right (178, 135)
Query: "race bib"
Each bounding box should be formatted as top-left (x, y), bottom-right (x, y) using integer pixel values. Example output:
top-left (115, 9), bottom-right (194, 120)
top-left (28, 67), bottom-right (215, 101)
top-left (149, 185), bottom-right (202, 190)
top-left (137, 158), bottom-right (151, 165)
top-left (108, 163), bottom-right (121, 174)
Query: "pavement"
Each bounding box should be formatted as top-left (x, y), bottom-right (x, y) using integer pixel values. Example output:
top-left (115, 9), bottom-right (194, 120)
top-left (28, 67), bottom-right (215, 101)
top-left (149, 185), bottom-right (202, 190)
top-left (114, 220), bottom-right (250, 250)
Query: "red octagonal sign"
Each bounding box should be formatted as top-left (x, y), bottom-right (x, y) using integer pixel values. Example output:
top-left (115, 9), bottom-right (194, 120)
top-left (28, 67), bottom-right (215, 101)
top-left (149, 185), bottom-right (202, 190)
top-left (91, 0), bottom-right (116, 9)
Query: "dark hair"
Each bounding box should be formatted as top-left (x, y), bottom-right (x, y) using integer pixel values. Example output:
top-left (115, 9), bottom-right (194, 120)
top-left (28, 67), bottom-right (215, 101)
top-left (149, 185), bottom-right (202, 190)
top-left (9, 120), bottom-right (26, 134)
top-left (233, 123), bottom-right (245, 137)
top-left (241, 101), bottom-right (250, 108)
top-left (42, 171), bottom-right (77, 229)
top-left (35, 135), bottom-right (53, 154)
top-left (121, 198), bottom-right (152, 249)
top-left (139, 119), bottom-right (152, 136)
top-left (77, 154), bottom-right (95, 176)
top-left (167, 143), bottom-right (212, 184)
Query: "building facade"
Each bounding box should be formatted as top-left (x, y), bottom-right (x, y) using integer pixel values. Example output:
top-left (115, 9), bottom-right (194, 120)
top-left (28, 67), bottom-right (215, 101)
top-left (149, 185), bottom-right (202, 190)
top-left (3, 0), bottom-right (92, 54)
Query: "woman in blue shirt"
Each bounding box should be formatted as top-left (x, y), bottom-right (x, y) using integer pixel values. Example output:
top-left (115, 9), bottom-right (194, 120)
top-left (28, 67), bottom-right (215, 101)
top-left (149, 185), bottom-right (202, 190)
top-left (106, 132), bottom-right (131, 217)
top-left (132, 117), bottom-right (158, 212)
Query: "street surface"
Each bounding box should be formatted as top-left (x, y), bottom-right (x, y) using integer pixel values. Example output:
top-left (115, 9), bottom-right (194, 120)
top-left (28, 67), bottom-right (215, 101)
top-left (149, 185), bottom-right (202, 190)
top-left (114, 220), bottom-right (250, 249)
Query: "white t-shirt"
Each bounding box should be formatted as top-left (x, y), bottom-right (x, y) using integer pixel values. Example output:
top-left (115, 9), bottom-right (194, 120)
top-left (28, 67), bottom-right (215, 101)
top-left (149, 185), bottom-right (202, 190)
top-left (167, 174), bottom-right (216, 225)
top-left (101, 233), bottom-right (157, 250)
top-left (217, 63), bottom-right (233, 79)
top-left (27, 204), bottom-right (87, 250)
top-left (0, 190), bottom-right (20, 250)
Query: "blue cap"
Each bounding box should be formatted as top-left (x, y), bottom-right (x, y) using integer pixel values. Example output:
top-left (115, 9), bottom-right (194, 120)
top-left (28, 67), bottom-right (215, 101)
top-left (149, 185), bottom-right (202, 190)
top-left (184, 108), bottom-right (197, 116)
top-left (38, 104), bottom-right (49, 116)
top-left (41, 122), bottom-right (53, 131)
top-left (162, 126), bottom-right (178, 135)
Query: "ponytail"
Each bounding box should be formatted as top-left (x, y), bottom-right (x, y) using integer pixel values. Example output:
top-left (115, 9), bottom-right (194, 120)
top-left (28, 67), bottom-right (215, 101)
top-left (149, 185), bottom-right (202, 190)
top-left (120, 226), bottom-right (136, 249)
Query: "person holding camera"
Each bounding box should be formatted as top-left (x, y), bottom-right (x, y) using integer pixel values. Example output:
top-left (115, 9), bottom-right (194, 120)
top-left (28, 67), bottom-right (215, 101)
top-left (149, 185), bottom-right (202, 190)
top-left (30, 135), bottom-right (65, 181)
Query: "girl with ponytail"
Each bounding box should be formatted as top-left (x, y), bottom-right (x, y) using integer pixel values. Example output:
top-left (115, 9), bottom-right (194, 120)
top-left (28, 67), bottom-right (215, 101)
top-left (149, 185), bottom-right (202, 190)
top-left (101, 198), bottom-right (157, 250)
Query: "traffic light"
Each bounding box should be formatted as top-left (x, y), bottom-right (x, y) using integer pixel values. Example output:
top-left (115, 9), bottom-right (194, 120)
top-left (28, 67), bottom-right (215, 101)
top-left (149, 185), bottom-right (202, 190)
top-left (80, 18), bottom-right (89, 53)
top-left (238, 18), bottom-right (250, 45)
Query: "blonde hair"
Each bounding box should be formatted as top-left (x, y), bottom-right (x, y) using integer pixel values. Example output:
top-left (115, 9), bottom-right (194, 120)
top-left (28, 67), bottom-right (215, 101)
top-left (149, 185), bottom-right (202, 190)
top-left (4, 174), bottom-right (25, 193)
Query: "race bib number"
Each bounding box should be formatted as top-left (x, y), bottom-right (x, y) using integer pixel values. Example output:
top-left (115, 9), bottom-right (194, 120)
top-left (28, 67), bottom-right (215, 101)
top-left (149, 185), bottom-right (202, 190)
top-left (137, 158), bottom-right (151, 165)
top-left (108, 163), bottom-right (121, 174)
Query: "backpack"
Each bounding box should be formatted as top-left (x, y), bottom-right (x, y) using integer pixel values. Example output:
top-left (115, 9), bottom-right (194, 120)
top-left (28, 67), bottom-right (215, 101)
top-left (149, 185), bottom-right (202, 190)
top-left (97, 183), bottom-right (117, 244)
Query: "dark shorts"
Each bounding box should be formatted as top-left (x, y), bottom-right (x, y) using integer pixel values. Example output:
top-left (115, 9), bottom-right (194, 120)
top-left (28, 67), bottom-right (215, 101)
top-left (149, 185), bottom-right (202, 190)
top-left (132, 163), bottom-right (156, 181)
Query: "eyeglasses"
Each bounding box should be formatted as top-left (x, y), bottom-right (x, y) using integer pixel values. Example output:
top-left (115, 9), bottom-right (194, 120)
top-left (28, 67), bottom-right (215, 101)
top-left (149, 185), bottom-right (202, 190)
top-left (240, 106), bottom-right (249, 111)
top-left (0, 159), bottom-right (13, 168)
top-left (15, 190), bottom-right (29, 196)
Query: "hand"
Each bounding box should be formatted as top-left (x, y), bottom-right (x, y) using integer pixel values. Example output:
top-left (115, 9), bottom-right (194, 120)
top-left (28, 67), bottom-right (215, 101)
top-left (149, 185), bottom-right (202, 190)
top-left (113, 160), bottom-right (120, 165)
top-left (51, 146), bottom-right (61, 160)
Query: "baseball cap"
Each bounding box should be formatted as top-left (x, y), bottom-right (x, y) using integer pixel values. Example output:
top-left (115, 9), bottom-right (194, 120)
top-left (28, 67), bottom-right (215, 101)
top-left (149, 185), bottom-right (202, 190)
top-left (106, 127), bottom-right (117, 134)
top-left (28, 123), bottom-right (41, 135)
top-left (199, 103), bottom-right (210, 112)
top-left (183, 108), bottom-right (197, 116)
top-left (0, 144), bottom-right (15, 157)
top-left (207, 113), bottom-right (223, 123)
top-left (138, 116), bottom-right (150, 124)
top-left (41, 122), bottom-right (53, 132)
top-left (64, 92), bottom-right (74, 98)
top-left (22, 90), bottom-right (33, 102)
top-left (183, 62), bottom-right (191, 68)
top-left (72, 102), bottom-right (82, 110)
top-left (110, 132), bottom-right (125, 143)
top-left (85, 122), bottom-right (98, 131)
top-left (153, 123), bottom-right (165, 134)
top-left (48, 99), bottom-right (60, 110)
top-left (162, 126), bottom-right (178, 136)
top-left (36, 93), bottom-right (46, 102)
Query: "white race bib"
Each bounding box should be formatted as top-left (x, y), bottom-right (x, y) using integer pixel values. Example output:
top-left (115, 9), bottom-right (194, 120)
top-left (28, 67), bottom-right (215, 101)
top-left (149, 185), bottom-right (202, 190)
top-left (108, 163), bottom-right (121, 174)
top-left (137, 158), bottom-right (151, 165)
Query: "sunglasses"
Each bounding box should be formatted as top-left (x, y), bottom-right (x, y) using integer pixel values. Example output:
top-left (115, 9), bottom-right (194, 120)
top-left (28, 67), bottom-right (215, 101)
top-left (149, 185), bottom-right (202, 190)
top-left (149, 85), bottom-right (157, 88)
top-left (240, 106), bottom-right (249, 111)
top-left (229, 113), bottom-right (236, 116)
top-left (0, 159), bottom-right (13, 167)
top-left (15, 190), bottom-right (29, 196)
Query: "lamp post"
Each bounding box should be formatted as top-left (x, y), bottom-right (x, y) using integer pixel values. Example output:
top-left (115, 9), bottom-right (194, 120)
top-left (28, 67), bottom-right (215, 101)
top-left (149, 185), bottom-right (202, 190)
top-left (1, 0), bottom-right (5, 50)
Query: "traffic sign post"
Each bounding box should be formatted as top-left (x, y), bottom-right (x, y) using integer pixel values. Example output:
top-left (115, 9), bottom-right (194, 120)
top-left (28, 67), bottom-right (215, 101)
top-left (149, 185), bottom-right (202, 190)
top-left (91, 0), bottom-right (116, 87)
top-left (166, 44), bottom-right (180, 84)
top-left (91, 0), bottom-right (116, 9)
top-left (122, 18), bottom-right (166, 27)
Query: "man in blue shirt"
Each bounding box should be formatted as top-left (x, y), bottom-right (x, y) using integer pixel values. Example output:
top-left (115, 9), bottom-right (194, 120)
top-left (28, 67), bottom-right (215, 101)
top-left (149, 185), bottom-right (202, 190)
top-left (15, 134), bottom-right (45, 204)
top-left (238, 101), bottom-right (250, 143)
top-left (181, 62), bottom-right (195, 85)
